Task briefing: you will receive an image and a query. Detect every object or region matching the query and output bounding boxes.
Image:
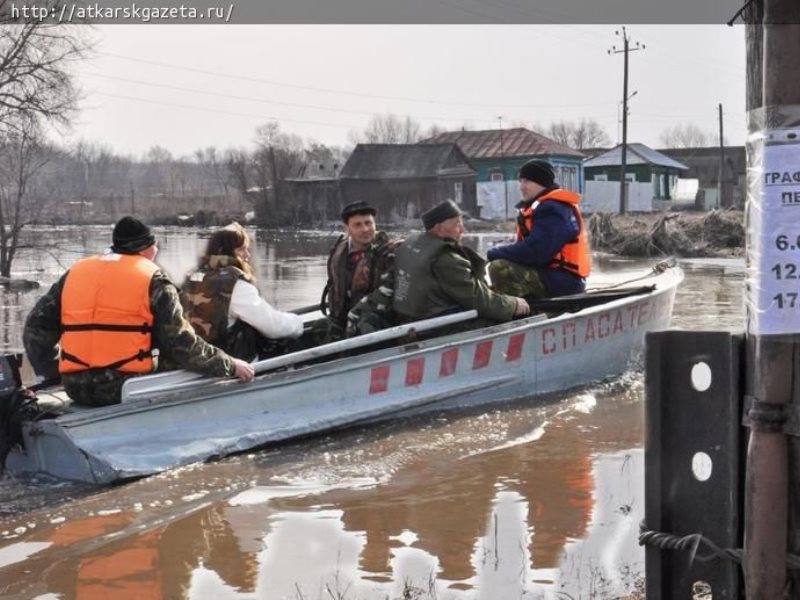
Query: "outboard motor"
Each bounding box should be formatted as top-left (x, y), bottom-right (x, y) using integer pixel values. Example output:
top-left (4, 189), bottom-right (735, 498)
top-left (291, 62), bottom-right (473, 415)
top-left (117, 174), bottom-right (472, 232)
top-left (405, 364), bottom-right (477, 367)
top-left (0, 354), bottom-right (42, 469)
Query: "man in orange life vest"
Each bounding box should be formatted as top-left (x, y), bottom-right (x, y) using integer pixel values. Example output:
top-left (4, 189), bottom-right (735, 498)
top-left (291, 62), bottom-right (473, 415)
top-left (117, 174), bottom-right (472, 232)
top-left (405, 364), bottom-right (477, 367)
top-left (487, 159), bottom-right (591, 299)
top-left (23, 216), bottom-right (255, 406)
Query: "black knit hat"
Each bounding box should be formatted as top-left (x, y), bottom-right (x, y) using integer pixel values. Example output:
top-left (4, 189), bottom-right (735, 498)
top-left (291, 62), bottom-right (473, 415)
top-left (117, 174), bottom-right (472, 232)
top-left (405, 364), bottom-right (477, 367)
top-left (518, 159), bottom-right (555, 187)
top-left (111, 216), bottom-right (155, 254)
top-left (341, 201), bottom-right (377, 223)
top-left (421, 200), bottom-right (463, 230)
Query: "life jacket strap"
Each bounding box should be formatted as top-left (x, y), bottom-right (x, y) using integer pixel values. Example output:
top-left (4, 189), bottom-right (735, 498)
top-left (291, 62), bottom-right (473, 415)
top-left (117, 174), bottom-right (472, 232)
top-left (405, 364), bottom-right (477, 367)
top-left (61, 322), bottom-right (153, 333)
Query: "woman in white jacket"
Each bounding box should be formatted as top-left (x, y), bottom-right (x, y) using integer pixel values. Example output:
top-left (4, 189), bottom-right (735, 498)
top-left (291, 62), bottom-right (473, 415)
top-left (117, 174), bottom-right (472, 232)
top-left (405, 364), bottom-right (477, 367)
top-left (180, 223), bottom-right (304, 360)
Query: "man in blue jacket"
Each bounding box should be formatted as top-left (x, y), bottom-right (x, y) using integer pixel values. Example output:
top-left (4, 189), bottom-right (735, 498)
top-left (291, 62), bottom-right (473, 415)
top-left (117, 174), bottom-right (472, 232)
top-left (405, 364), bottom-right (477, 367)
top-left (487, 159), bottom-right (591, 299)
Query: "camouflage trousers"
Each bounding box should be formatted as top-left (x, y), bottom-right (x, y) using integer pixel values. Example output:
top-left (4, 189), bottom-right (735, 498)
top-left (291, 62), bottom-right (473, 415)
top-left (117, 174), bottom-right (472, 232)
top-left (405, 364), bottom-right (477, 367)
top-left (63, 369), bottom-right (134, 407)
top-left (295, 317), bottom-right (345, 348)
top-left (487, 259), bottom-right (548, 300)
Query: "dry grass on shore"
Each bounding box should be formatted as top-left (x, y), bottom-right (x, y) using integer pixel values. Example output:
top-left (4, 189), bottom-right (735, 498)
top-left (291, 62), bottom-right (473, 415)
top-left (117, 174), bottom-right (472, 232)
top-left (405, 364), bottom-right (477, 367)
top-left (589, 210), bottom-right (745, 259)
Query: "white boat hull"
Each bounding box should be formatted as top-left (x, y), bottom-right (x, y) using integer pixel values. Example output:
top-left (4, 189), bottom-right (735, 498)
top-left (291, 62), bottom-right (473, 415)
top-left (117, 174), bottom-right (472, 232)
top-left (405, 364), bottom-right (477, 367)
top-left (5, 267), bottom-right (683, 484)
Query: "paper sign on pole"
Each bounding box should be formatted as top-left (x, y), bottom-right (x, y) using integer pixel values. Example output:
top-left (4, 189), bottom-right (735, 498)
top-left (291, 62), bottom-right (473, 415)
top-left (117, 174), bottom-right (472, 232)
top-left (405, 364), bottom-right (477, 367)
top-left (749, 130), bottom-right (800, 334)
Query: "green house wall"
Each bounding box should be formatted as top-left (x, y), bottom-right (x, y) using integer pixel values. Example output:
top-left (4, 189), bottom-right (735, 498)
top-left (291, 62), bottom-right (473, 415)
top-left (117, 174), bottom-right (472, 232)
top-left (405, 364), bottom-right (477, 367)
top-left (584, 164), bottom-right (684, 200)
top-left (471, 154), bottom-right (585, 193)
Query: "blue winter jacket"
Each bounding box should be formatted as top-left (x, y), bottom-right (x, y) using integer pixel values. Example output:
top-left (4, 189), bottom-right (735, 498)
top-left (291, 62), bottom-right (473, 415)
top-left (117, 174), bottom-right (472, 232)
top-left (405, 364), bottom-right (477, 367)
top-left (487, 190), bottom-right (586, 296)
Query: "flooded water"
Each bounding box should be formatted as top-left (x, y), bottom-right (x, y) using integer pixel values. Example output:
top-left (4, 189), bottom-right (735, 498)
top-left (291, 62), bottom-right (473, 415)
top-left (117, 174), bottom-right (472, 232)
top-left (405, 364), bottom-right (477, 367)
top-left (0, 227), bottom-right (745, 599)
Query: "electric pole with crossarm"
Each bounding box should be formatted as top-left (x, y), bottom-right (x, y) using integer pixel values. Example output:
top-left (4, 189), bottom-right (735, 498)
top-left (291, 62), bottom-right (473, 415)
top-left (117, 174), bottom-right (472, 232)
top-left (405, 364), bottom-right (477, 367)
top-left (609, 27), bottom-right (644, 215)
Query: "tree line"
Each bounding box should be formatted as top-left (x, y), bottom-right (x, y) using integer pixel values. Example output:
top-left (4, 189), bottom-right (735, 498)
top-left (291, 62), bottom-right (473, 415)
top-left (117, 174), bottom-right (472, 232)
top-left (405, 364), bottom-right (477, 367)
top-left (0, 6), bottom-right (723, 278)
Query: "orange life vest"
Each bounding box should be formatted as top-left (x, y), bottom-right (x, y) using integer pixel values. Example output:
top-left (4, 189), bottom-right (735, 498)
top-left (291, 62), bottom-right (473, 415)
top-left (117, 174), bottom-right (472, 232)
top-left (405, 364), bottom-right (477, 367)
top-left (515, 189), bottom-right (591, 278)
top-left (59, 253), bottom-right (158, 374)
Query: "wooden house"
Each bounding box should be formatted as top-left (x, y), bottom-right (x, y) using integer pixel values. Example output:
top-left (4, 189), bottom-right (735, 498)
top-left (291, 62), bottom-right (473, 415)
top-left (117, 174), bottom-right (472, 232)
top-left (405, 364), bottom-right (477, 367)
top-left (422, 128), bottom-right (585, 189)
top-left (284, 160), bottom-right (343, 226)
top-left (582, 143), bottom-right (688, 213)
top-left (338, 143), bottom-right (477, 223)
top-left (658, 146), bottom-right (746, 209)
top-left (421, 128), bottom-right (584, 220)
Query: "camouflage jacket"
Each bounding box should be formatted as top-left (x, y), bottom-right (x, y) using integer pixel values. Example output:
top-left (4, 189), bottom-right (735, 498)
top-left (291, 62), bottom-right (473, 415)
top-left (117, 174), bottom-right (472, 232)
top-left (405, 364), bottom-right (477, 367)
top-left (23, 268), bottom-right (236, 406)
top-left (180, 256), bottom-right (250, 349)
top-left (323, 231), bottom-right (399, 327)
top-left (393, 232), bottom-right (517, 322)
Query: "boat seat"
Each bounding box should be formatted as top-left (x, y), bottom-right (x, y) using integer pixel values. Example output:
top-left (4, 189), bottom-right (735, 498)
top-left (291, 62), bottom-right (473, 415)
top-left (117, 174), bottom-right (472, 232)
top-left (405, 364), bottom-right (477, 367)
top-left (36, 389), bottom-right (78, 413)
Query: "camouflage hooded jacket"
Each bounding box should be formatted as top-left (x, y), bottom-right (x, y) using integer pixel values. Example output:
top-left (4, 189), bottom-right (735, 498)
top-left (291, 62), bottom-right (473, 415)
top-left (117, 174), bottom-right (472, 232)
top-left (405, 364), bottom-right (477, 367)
top-left (180, 255), bottom-right (252, 349)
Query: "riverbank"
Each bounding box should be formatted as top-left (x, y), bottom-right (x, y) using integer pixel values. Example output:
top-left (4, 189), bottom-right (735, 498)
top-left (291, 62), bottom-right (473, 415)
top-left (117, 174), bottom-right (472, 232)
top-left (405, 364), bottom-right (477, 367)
top-left (588, 210), bottom-right (745, 258)
top-left (468, 209), bottom-right (746, 259)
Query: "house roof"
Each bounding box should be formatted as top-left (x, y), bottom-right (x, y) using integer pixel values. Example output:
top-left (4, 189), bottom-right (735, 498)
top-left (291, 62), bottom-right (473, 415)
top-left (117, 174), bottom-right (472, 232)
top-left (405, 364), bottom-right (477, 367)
top-left (584, 143), bottom-right (689, 170)
top-left (420, 128), bottom-right (585, 159)
top-left (339, 143), bottom-right (474, 179)
top-left (657, 146), bottom-right (746, 171)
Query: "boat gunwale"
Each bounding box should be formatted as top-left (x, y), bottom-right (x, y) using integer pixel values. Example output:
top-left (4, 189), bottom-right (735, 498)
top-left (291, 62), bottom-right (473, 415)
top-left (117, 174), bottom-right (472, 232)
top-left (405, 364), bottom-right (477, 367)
top-left (52, 267), bottom-right (683, 429)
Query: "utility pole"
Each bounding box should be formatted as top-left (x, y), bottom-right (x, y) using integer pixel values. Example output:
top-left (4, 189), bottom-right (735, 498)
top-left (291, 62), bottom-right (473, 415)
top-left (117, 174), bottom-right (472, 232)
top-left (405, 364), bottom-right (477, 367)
top-left (498, 116), bottom-right (509, 221)
top-left (718, 103), bottom-right (725, 208)
top-left (609, 27), bottom-right (644, 215)
top-left (741, 0), bottom-right (800, 597)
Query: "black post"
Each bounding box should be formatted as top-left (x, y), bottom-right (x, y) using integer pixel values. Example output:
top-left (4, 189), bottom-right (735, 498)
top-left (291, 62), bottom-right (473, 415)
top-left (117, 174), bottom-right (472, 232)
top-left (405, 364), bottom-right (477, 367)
top-left (719, 103), bottom-right (726, 208)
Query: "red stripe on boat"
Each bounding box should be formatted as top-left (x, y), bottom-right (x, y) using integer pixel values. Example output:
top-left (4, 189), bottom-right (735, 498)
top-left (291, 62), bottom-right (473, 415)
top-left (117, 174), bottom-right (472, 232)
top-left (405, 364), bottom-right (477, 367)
top-left (405, 357), bottom-right (425, 386)
top-left (439, 348), bottom-right (459, 377)
top-left (369, 365), bottom-right (390, 394)
top-left (473, 341), bottom-right (493, 370)
top-left (506, 333), bottom-right (525, 361)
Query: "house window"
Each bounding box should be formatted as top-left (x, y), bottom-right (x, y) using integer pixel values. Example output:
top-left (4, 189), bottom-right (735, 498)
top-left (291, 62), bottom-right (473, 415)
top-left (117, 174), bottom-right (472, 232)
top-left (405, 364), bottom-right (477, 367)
top-left (558, 166), bottom-right (578, 191)
top-left (489, 169), bottom-right (504, 181)
top-left (594, 174), bottom-right (608, 181)
top-left (653, 174), bottom-right (661, 198)
top-left (454, 182), bottom-right (463, 204)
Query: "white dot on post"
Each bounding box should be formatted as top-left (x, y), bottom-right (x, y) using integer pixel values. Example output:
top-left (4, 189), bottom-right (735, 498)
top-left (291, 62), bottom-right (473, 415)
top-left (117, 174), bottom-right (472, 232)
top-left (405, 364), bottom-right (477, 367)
top-left (692, 452), bottom-right (713, 482)
top-left (691, 361), bottom-right (712, 392)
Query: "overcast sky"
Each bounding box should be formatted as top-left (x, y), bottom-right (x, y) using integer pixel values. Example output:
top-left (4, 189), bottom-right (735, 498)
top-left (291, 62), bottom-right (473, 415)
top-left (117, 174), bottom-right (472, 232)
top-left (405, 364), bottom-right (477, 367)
top-left (62, 25), bottom-right (746, 158)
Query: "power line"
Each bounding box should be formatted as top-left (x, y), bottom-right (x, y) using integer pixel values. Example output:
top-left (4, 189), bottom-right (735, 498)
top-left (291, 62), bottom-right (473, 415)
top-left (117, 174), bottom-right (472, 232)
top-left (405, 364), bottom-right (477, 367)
top-left (88, 72), bottom-right (487, 123)
top-left (97, 51), bottom-right (615, 111)
top-left (91, 91), bottom-right (360, 132)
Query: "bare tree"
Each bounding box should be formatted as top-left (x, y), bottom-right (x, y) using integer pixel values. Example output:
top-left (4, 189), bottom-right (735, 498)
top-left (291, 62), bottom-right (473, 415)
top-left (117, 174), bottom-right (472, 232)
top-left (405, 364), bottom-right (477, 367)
top-left (225, 148), bottom-right (250, 197)
top-left (546, 121), bottom-right (572, 146)
top-left (0, 117), bottom-right (53, 276)
top-left (659, 123), bottom-right (713, 148)
top-left (351, 114), bottom-right (424, 144)
top-left (571, 119), bottom-right (611, 150)
top-left (545, 119), bottom-right (610, 150)
top-left (252, 122), bottom-right (306, 225)
top-left (143, 145), bottom-right (173, 195)
top-left (195, 146), bottom-right (230, 198)
top-left (69, 140), bottom-right (115, 197)
top-left (423, 123), bottom-right (446, 139)
top-left (0, 2), bottom-right (88, 131)
top-left (0, 5), bottom-right (88, 277)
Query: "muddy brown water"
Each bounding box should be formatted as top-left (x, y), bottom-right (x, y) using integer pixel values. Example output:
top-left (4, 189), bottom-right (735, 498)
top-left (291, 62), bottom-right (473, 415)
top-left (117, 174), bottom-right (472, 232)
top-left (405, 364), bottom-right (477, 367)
top-left (0, 227), bottom-right (744, 599)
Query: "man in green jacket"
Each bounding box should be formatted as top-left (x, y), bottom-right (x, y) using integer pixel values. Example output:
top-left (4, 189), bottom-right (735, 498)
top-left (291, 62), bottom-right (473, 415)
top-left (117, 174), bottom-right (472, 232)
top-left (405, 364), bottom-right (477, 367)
top-left (392, 200), bottom-right (530, 323)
